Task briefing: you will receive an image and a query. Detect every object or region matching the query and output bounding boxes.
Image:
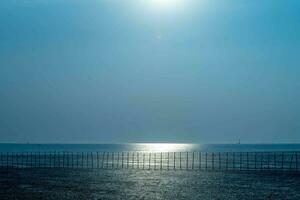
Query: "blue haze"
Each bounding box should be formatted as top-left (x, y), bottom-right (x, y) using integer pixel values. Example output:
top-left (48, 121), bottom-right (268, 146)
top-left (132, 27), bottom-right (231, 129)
top-left (0, 0), bottom-right (300, 143)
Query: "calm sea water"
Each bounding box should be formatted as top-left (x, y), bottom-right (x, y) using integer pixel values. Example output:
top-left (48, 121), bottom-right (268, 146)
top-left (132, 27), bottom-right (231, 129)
top-left (0, 143), bottom-right (300, 153)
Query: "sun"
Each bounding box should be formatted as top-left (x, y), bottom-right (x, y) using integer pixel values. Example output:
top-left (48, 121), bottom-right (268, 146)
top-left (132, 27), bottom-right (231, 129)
top-left (149, 0), bottom-right (182, 11)
top-left (153, 0), bottom-right (173, 8)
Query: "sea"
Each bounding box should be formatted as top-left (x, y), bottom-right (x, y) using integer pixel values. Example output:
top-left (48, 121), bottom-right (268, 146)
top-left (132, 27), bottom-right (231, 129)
top-left (0, 143), bottom-right (300, 153)
top-left (1, 143), bottom-right (300, 199)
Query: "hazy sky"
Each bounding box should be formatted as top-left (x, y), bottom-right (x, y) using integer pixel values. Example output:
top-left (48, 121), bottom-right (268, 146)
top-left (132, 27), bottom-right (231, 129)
top-left (0, 0), bottom-right (300, 143)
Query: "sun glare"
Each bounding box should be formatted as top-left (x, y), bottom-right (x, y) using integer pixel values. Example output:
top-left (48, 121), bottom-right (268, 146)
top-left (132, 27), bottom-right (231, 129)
top-left (153, 0), bottom-right (173, 8)
top-left (149, 0), bottom-right (183, 11)
top-left (138, 143), bottom-right (194, 152)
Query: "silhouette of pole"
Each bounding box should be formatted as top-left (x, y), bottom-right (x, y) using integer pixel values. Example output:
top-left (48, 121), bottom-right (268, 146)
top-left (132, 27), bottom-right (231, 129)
top-left (154, 153), bottom-right (156, 170)
top-left (149, 153), bottom-right (151, 170)
top-left (174, 152), bottom-right (176, 170)
top-left (192, 152), bottom-right (194, 170)
top-left (143, 153), bottom-right (145, 170)
top-left (206, 152), bottom-right (208, 171)
top-left (199, 152), bottom-right (201, 170)
top-left (122, 152), bottom-right (124, 169)
top-left (186, 152), bottom-right (188, 170)
top-left (160, 152), bottom-right (163, 170)
top-left (180, 152), bottom-right (182, 170)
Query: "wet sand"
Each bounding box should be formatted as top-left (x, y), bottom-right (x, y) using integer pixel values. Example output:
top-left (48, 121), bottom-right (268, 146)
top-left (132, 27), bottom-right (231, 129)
top-left (0, 168), bottom-right (299, 200)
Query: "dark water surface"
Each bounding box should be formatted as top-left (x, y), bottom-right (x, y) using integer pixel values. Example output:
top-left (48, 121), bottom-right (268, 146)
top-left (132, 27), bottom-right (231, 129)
top-left (1, 168), bottom-right (300, 200)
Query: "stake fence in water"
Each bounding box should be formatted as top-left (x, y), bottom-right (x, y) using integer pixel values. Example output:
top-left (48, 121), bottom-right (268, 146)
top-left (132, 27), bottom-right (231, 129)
top-left (0, 151), bottom-right (299, 172)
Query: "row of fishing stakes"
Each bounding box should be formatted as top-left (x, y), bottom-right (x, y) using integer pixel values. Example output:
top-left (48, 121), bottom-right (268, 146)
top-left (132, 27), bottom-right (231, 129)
top-left (0, 152), bottom-right (298, 172)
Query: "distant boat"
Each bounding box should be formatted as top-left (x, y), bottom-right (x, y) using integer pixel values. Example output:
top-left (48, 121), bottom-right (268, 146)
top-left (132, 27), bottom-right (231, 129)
top-left (237, 139), bottom-right (241, 145)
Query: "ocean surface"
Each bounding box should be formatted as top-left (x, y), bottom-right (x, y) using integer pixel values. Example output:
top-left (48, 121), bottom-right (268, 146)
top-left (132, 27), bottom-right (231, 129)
top-left (0, 143), bottom-right (300, 153)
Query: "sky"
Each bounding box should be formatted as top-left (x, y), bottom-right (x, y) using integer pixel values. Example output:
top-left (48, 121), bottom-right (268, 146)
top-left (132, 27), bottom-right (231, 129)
top-left (0, 0), bottom-right (300, 144)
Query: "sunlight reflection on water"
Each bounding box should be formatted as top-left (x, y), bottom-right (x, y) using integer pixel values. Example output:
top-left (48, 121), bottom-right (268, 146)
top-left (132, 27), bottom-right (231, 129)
top-left (135, 143), bottom-right (197, 152)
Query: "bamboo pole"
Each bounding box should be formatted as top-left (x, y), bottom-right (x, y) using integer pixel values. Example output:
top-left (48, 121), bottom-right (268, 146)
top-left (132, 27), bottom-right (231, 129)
top-left (174, 152), bottom-right (176, 170)
top-left (22, 152), bottom-right (25, 168)
top-left (160, 152), bottom-right (163, 170)
top-left (7, 152), bottom-right (9, 169)
top-left (53, 151), bottom-right (57, 168)
top-left (81, 152), bottom-right (84, 168)
top-left (52, 151), bottom-right (56, 168)
top-left (167, 152), bottom-right (170, 170)
top-left (16, 152), bottom-right (18, 168)
top-left (132, 152), bottom-right (134, 169)
top-left (0, 152), bottom-right (2, 168)
top-left (11, 152), bottom-right (14, 168)
top-left (282, 152), bottom-right (284, 170)
top-left (117, 152), bottom-right (120, 169)
top-left (261, 152), bottom-right (263, 170)
top-left (296, 152), bottom-right (298, 172)
top-left (19, 152), bottom-right (22, 168)
top-left (12, 152), bottom-right (18, 168)
top-left (62, 152), bottom-right (65, 168)
top-left (86, 152), bottom-right (89, 168)
top-left (51, 151), bottom-right (56, 168)
top-left (4, 152), bottom-right (7, 169)
top-left (289, 153), bottom-right (294, 170)
top-left (38, 152), bottom-right (41, 168)
top-left (122, 152), bottom-right (124, 169)
top-left (240, 152), bottom-right (242, 171)
top-left (67, 152), bottom-right (70, 168)
top-left (77, 152), bottom-right (79, 168)
top-left (154, 153), bottom-right (156, 170)
top-left (34, 152), bottom-right (36, 168)
top-left (35, 152), bottom-right (37, 168)
top-left (192, 152), bottom-right (194, 170)
top-left (247, 152), bottom-right (249, 170)
top-left (16, 152), bottom-right (22, 168)
top-left (186, 152), bottom-right (188, 170)
top-left (31, 152), bottom-right (33, 168)
top-left (71, 152), bottom-right (73, 168)
top-left (48, 151), bottom-right (52, 168)
top-left (212, 153), bottom-right (214, 170)
top-left (43, 152), bottom-right (46, 168)
top-left (143, 153), bottom-right (145, 170)
top-left (149, 153), bottom-right (151, 170)
top-left (180, 152), bottom-right (182, 170)
top-left (49, 151), bottom-right (55, 168)
top-left (267, 152), bottom-right (270, 170)
top-left (57, 151), bottom-right (59, 168)
top-left (57, 152), bottom-right (61, 167)
top-left (111, 152), bottom-right (114, 169)
top-left (219, 152), bottom-right (221, 170)
top-left (14, 152), bottom-right (17, 168)
top-left (91, 152), bottom-right (94, 169)
top-left (254, 152), bottom-right (257, 170)
top-left (205, 152), bottom-right (208, 171)
top-left (106, 152), bottom-right (109, 169)
top-left (274, 152), bottom-right (276, 170)
top-left (7, 150), bottom-right (297, 172)
top-left (232, 152), bottom-right (235, 170)
top-left (199, 152), bottom-right (201, 170)
top-left (137, 152), bottom-right (139, 169)
top-left (96, 152), bottom-right (99, 169)
top-left (127, 152), bottom-right (129, 169)
top-left (226, 152), bottom-right (228, 170)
